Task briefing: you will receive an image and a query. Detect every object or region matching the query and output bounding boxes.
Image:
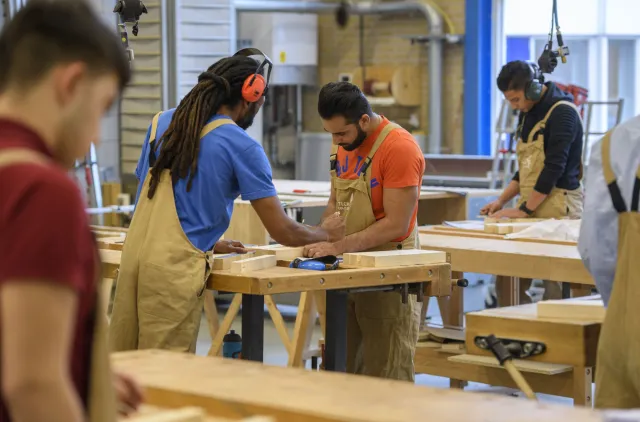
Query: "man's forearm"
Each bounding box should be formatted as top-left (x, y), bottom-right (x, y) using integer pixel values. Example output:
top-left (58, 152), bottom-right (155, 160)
top-left (337, 217), bottom-right (404, 253)
top-left (498, 180), bottom-right (520, 204)
top-left (5, 378), bottom-right (83, 422)
top-left (275, 221), bottom-right (329, 247)
top-left (524, 190), bottom-right (548, 211)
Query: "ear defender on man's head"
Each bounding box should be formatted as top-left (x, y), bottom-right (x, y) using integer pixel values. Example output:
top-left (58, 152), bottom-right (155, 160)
top-left (241, 73), bottom-right (266, 103)
top-left (524, 61), bottom-right (543, 101)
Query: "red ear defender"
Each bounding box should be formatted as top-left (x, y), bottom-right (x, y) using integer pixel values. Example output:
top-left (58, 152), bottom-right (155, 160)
top-left (242, 74), bottom-right (266, 103)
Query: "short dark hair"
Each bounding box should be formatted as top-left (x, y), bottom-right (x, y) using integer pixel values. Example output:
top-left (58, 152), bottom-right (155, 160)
top-left (496, 60), bottom-right (541, 92)
top-left (317, 82), bottom-right (372, 123)
top-left (0, 0), bottom-right (131, 92)
top-left (148, 55), bottom-right (262, 199)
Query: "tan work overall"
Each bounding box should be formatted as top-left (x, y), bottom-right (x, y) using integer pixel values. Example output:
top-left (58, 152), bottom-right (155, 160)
top-left (594, 132), bottom-right (640, 409)
top-left (330, 122), bottom-right (421, 382)
top-left (512, 100), bottom-right (584, 302)
top-left (0, 150), bottom-right (116, 422)
top-left (109, 114), bottom-right (234, 352)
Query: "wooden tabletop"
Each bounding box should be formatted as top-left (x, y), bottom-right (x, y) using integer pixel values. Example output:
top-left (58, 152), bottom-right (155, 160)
top-left (419, 233), bottom-right (593, 285)
top-left (99, 249), bottom-right (450, 295)
top-left (112, 350), bottom-right (602, 422)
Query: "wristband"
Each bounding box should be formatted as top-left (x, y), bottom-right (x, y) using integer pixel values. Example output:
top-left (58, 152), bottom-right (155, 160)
top-left (519, 202), bottom-right (534, 216)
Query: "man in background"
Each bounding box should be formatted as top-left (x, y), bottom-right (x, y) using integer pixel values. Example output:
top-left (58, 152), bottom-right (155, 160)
top-left (0, 1), bottom-right (142, 421)
top-left (481, 60), bottom-right (584, 303)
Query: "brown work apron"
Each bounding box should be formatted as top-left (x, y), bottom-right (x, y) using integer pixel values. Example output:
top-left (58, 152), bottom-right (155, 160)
top-left (515, 100), bottom-right (584, 218)
top-left (0, 149), bottom-right (116, 422)
top-left (594, 131), bottom-right (640, 408)
top-left (109, 114), bottom-right (234, 352)
top-left (509, 100), bottom-right (584, 302)
top-left (329, 122), bottom-right (421, 381)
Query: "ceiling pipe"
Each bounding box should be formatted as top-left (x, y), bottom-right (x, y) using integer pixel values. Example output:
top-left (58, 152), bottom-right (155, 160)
top-left (234, 0), bottom-right (444, 154)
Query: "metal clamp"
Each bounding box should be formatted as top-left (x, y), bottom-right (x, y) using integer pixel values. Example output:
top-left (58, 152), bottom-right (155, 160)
top-left (474, 336), bottom-right (546, 359)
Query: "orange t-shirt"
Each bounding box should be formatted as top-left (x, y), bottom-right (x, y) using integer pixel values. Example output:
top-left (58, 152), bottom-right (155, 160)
top-left (335, 117), bottom-right (425, 241)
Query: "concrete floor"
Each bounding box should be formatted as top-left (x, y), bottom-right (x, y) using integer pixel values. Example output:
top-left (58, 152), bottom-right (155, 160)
top-left (194, 283), bottom-right (582, 407)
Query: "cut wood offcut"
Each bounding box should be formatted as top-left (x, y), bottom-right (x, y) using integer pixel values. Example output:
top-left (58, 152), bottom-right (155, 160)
top-left (212, 252), bottom-right (257, 270)
top-left (230, 255), bottom-right (277, 274)
top-left (342, 249), bottom-right (446, 267)
top-left (247, 244), bottom-right (305, 260)
top-left (536, 298), bottom-right (605, 321)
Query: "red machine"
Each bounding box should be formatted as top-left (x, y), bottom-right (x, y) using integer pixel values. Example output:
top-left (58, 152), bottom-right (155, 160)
top-left (554, 82), bottom-right (589, 118)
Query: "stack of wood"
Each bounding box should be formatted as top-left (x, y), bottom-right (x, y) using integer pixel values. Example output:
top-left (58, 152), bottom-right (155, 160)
top-left (417, 325), bottom-right (466, 354)
top-left (483, 218), bottom-right (546, 234)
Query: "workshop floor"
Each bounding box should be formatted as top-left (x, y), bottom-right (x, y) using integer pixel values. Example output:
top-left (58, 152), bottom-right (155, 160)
top-left (194, 283), bottom-right (581, 407)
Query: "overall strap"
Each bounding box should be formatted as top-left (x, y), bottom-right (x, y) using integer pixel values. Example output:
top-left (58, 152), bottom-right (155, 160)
top-left (601, 129), bottom-right (632, 213)
top-left (0, 148), bottom-right (50, 170)
top-left (539, 100), bottom-right (580, 130)
top-left (358, 122), bottom-right (400, 177)
top-left (148, 113), bottom-right (236, 166)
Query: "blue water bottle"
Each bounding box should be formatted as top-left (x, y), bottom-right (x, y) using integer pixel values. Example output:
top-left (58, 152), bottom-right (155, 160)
top-left (222, 329), bottom-right (242, 359)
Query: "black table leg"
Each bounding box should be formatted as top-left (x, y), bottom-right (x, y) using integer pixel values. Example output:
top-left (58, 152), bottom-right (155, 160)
top-left (562, 282), bottom-right (571, 299)
top-left (325, 289), bottom-right (348, 372)
top-left (241, 294), bottom-right (264, 362)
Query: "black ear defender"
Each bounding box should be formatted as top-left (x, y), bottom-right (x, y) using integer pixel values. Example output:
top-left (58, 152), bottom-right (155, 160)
top-left (524, 61), bottom-right (544, 101)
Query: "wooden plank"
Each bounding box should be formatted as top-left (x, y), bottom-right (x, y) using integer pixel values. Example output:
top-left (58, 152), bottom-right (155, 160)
top-left (418, 234), bottom-right (593, 285)
top-left (126, 407), bottom-right (206, 422)
top-left (536, 299), bottom-right (605, 321)
top-left (343, 250), bottom-right (447, 267)
top-left (230, 255), bottom-right (277, 274)
top-left (414, 347), bottom-right (576, 403)
top-left (448, 354), bottom-right (572, 375)
top-left (247, 245), bottom-right (305, 260)
top-left (112, 350), bottom-right (602, 422)
top-left (212, 252), bottom-right (257, 271)
top-left (419, 226), bottom-right (577, 246)
top-left (485, 222), bottom-right (537, 235)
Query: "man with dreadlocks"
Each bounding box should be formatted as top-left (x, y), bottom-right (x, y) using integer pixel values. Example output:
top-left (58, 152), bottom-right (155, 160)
top-left (109, 49), bottom-right (345, 352)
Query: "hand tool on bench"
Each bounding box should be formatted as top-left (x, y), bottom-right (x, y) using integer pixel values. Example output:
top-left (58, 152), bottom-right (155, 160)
top-left (484, 334), bottom-right (537, 400)
top-left (290, 256), bottom-right (340, 271)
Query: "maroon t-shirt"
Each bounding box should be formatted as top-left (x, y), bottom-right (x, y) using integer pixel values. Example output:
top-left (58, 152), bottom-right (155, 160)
top-left (0, 120), bottom-right (98, 421)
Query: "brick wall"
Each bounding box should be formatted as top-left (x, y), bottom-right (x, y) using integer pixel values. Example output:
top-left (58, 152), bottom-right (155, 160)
top-left (302, 0), bottom-right (465, 154)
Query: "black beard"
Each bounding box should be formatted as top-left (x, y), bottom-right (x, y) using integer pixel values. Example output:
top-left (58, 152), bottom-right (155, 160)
top-left (237, 103), bottom-right (258, 130)
top-left (339, 125), bottom-right (367, 151)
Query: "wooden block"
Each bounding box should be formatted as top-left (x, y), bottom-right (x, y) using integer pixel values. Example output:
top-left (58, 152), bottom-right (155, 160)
top-left (126, 406), bottom-right (205, 422)
top-left (247, 245), bottom-right (305, 260)
top-left (536, 299), bottom-right (605, 321)
top-left (212, 252), bottom-right (256, 270)
top-left (448, 354), bottom-right (572, 375)
top-left (484, 222), bottom-right (536, 234)
top-left (343, 249), bottom-right (446, 268)
top-left (230, 255), bottom-right (277, 274)
top-left (422, 325), bottom-right (466, 342)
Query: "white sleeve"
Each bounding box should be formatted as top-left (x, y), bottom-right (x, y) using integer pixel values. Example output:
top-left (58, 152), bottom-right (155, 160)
top-left (578, 137), bottom-right (618, 306)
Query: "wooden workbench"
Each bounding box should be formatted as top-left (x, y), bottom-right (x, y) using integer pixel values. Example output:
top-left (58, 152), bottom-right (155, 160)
top-left (223, 180), bottom-right (500, 245)
top-left (112, 349), bottom-right (603, 422)
top-left (417, 228), bottom-right (593, 328)
top-left (415, 301), bottom-right (602, 406)
top-left (100, 249), bottom-right (451, 372)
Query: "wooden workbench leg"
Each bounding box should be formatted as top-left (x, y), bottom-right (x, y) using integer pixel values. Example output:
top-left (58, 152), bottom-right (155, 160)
top-left (101, 278), bottom-right (115, 315)
top-left (450, 379), bottom-right (467, 389)
top-left (496, 276), bottom-right (520, 307)
top-left (207, 294), bottom-right (242, 357)
top-left (288, 292), bottom-right (317, 368)
top-left (438, 271), bottom-right (464, 328)
top-left (570, 284), bottom-right (594, 298)
top-left (203, 291), bottom-right (220, 342)
top-left (573, 366), bottom-right (593, 407)
top-left (264, 295), bottom-right (292, 355)
top-left (313, 291), bottom-right (327, 338)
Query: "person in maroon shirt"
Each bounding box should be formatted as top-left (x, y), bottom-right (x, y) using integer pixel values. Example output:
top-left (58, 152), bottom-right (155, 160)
top-left (0, 1), bottom-right (142, 421)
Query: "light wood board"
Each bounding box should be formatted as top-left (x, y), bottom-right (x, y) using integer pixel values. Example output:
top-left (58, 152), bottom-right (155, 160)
top-left (536, 299), bottom-right (605, 321)
top-left (419, 233), bottom-right (592, 285)
top-left (112, 350), bottom-right (602, 422)
top-left (343, 249), bottom-right (447, 267)
top-left (448, 354), bottom-right (572, 375)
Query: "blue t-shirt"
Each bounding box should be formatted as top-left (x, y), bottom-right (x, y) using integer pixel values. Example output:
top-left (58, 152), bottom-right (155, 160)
top-left (134, 109), bottom-right (277, 251)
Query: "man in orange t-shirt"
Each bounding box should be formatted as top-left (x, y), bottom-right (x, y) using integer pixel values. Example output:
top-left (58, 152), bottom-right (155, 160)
top-left (304, 82), bottom-right (425, 381)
